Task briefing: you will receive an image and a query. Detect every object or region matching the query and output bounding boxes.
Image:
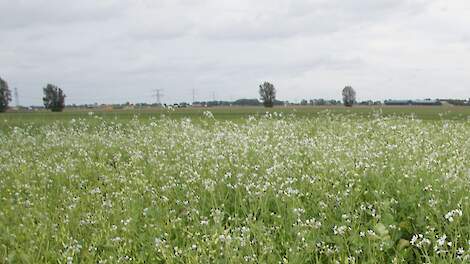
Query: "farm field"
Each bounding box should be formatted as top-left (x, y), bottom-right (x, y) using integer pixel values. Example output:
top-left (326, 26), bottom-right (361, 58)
top-left (1, 105), bottom-right (470, 126)
top-left (0, 107), bottom-right (469, 263)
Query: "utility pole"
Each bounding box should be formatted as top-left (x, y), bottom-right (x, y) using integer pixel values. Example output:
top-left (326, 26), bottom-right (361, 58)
top-left (154, 89), bottom-right (164, 106)
top-left (192, 88), bottom-right (196, 104)
top-left (14, 87), bottom-right (19, 107)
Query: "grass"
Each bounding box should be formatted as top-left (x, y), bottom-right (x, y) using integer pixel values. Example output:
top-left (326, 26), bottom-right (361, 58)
top-left (1, 105), bottom-right (470, 126)
top-left (0, 107), bottom-right (469, 263)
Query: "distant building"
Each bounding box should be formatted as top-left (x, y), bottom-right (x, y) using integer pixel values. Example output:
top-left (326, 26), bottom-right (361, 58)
top-left (412, 99), bottom-right (441, 105)
top-left (384, 100), bottom-right (412, 105)
top-left (384, 99), bottom-right (441, 106)
top-left (439, 99), bottom-right (470, 106)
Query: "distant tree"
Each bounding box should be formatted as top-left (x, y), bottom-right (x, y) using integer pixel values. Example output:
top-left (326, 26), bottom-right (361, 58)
top-left (273, 99), bottom-right (285, 106)
top-left (0, 77), bottom-right (12, 112)
top-left (342, 86), bottom-right (356, 107)
top-left (43, 84), bottom-right (66, 112)
top-left (259, 82), bottom-right (276, 108)
top-left (233, 99), bottom-right (261, 106)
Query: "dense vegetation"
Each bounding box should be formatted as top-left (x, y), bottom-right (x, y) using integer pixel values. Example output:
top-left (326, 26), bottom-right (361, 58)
top-left (0, 110), bottom-right (469, 263)
top-left (0, 77), bottom-right (12, 112)
top-left (43, 84), bottom-right (66, 112)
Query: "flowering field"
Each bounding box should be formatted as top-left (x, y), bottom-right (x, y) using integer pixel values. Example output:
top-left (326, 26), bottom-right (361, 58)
top-left (1, 112), bottom-right (469, 263)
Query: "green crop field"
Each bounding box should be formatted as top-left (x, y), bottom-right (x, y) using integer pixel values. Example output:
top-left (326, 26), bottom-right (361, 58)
top-left (1, 105), bottom-right (470, 127)
top-left (1, 107), bottom-right (469, 263)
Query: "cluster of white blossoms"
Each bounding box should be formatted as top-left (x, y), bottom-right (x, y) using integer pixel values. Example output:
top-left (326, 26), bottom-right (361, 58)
top-left (444, 209), bottom-right (463, 223)
top-left (0, 113), bottom-right (469, 263)
top-left (203, 111), bottom-right (214, 119)
top-left (410, 234), bottom-right (431, 249)
top-left (333, 225), bottom-right (349, 236)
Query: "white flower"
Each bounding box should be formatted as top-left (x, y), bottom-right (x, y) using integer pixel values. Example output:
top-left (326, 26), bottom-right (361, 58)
top-left (203, 111), bottom-right (214, 119)
top-left (293, 208), bottom-right (305, 216)
top-left (410, 234), bottom-right (431, 249)
top-left (444, 209), bottom-right (463, 222)
top-left (333, 225), bottom-right (348, 236)
top-left (155, 238), bottom-right (165, 247)
top-left (305, 218), bottom-right (322, 229)
top-left (437, 234), bottom-right (447, 246)
top-left (90, 187), bottom-right (101, 194)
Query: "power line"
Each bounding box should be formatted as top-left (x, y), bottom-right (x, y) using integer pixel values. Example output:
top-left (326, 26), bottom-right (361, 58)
top-left (153, 89), bottom-right (164, 105)
top-left (14, 87), bottom-right (20, 107)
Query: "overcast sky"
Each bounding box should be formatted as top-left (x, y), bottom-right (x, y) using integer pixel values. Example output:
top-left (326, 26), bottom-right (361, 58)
top-left (1, 0), bottom-right (469, 105)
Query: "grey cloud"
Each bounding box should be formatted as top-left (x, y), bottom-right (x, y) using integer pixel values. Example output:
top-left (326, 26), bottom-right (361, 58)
top-left (0, 1), bottom-right (123, 30)
top-left (1, 0), bottom-right (469, 105)
top-left (198, 0), bottom-right (430, 40)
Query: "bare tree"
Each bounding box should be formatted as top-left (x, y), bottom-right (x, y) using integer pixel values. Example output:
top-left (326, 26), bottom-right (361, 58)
top-left (259, 82), bottom-right (276, 108)
top-left (0, 77), bottom-right (12, 112)
top-left (342, 86), bottom-right (356, 107)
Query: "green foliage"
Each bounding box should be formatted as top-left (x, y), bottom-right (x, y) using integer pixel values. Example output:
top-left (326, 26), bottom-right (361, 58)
top-left (1, 107), bottom-right (470, 130)
top-left (259, 82), bottom-right (276, 108)
top-left (43, 84), bottom-right (66, 112)
top-left (0, 76), bottom-right (12, 112)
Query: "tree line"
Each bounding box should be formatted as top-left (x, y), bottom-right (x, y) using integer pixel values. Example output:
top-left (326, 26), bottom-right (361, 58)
top-left (1, 76), bottom-right (359, 112)
top-left (258, 81), bottom-right (356, 107)
top-left (0, 77), bottom-right (66, 112)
